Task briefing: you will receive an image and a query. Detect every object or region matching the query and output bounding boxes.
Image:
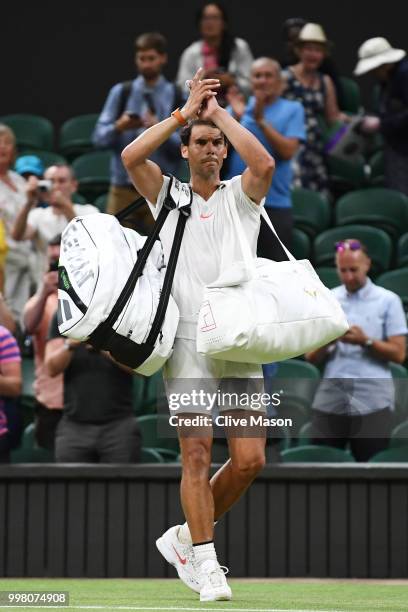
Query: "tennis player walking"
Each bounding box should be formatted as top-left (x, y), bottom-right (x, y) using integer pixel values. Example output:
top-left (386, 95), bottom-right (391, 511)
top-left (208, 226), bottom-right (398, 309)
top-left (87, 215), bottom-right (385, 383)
top-left (122, 68), bottom-right (274, 602)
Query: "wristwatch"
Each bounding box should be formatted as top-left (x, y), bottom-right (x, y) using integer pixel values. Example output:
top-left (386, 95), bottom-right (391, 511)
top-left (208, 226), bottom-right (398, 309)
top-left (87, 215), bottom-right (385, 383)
top-left (364, 338), bottom-right (374, 348)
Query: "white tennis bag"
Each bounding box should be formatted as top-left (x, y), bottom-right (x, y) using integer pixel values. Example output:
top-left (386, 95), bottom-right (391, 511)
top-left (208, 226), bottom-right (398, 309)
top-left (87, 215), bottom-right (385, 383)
top-left (196, 186), bottom-right (349, 363)
top-left (58, 177), bottom-right (191, 376)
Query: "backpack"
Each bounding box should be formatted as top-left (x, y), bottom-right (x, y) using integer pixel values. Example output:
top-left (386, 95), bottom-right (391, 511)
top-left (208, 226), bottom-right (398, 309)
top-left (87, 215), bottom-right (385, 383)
top-left (57, 176), bottom-right (191, 376)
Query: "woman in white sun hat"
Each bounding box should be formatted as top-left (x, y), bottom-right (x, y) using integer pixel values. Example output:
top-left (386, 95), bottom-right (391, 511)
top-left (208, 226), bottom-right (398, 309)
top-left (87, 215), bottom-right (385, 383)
top-left (354, 37), bottom-right (408, 196)
top-left (282, 23), bottom-right (346, 199)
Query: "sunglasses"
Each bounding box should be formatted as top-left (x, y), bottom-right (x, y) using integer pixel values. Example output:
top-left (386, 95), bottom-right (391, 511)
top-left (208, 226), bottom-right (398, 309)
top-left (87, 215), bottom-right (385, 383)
top-left (335, 240), bottom-right (361, 253)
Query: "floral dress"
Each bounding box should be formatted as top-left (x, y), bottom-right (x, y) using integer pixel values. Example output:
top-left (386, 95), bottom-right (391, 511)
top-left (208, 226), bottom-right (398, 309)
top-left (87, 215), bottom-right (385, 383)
top-left (283, 68), bottom-right (329, 198)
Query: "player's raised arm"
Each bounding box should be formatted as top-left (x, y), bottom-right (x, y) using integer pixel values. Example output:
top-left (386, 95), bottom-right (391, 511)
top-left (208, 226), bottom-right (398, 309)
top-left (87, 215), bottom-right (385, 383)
top-left (121, 69), bottom-right (220, 204)
top-left (200, 93), bottom-right (275, 204)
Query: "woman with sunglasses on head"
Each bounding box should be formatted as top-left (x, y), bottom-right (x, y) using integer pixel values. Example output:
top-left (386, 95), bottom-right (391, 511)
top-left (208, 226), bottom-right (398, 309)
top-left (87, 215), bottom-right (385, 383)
top-left (176, 2), bottom-right (253, 105)
top-left (282, 23), bottom-right (348, 199)
top-left (306, 239), bottom-right (407, 461)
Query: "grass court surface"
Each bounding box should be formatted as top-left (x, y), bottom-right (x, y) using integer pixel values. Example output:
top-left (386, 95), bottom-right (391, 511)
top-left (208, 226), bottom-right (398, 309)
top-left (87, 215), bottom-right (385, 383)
top-left (1, 578), bottom-right (407, 612)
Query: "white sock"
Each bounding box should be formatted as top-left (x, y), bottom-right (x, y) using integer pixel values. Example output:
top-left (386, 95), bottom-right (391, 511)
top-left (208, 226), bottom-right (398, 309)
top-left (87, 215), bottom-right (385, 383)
top-left (193, 542), bottom-right (217, 567)
top-left (178, 521), bottom-right (217, 545)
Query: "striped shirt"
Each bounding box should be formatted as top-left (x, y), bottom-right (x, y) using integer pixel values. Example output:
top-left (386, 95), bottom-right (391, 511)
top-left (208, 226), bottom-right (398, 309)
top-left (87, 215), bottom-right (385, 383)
top-left (0, 326), bottom-right (21, 436)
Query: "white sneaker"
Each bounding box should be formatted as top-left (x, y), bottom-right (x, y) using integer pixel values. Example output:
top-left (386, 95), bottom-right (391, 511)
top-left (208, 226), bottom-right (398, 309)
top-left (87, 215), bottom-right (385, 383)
top-left (199, 559), bottom-right (232, 602)
top-left (156, 525), bottom-right (202, 593)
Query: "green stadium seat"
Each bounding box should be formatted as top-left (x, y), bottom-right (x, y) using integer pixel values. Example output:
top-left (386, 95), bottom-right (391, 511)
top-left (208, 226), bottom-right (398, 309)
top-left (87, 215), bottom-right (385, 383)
top-left (314, 225), bottom-right (392, 276)
top-left (292, 228), bottom-right (311, 260)
top-left (136, 414), bottom-right (179, 452)
top-left (369, 446), bottom-right (408, 462)
top-left (141, 370), bottom-right (165, 413)
top-left (316, 267), bottom-right (340, 289)
top-left (140, 447), bottom-right (164, 463)
top-left (368, 150), bottom-right (385, 187)
top-left (11, 423), bottom-right (54, 463)
top-left (19, 149), bottom-right (67, 169)
top-left (276, 359), bottom-right (320, 378)
top-left (376, 269), bottom-right (408, 310)
top-left (297, 421), bottom-right (312, 445)
top-left (335, 188), bottom-right (408, 239)
top-left (391, 420), bottom-right (408, 448)
top-left (276, 398), bottom-right (310, 439)
top-left (291, 188), bottom-right (331, 238)
top-left (72, 192), bottom-right (87, 204)
top-left (153, 448), bottom-right (179, 462)
top-left (59, 114), bottom-right (99, 159)
top-left (327, 155), bottom-right (367, 196)
top-left (338, 76), bottom-right (361, 114)
top-left (389, 363), bottom-right (408, 424)
top-left (0, 114), bottom-right (54, 151)
top-left (397, 233), bottom-right (408, 268)
top-left (93, 192), bottom-right (108, 213)
top-left (281, 444), bottom-right (354, 462)
top-left (22, 357), bottom-right (35, 398)
top-left (274, 360), bottom-right (320, 438)
top-left (71, 151), bottom-right (111, 200)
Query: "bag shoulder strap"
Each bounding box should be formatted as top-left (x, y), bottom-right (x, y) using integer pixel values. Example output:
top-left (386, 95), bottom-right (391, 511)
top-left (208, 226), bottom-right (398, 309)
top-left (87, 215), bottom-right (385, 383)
top-left (90, 176), bottom-right (191, 350)
top-left (173, 83), bottom-right (185, 110)
top-left (117, 80), bottom-right (133, 119)
top-left (260, 209), bottom-right (296, 262)
top-left (225, 185), bottom-right (296, 265)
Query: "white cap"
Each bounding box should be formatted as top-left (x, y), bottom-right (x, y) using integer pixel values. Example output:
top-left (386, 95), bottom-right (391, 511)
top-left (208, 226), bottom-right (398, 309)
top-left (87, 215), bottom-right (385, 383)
top-left (354, 37), bottom-right (406, 76)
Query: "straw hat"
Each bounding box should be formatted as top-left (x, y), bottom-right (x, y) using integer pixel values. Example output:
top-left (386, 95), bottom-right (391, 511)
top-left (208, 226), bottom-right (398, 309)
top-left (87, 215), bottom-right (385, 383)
top-left (297, 23), bottom-right (328, 45)
top-left (354, 37), bottom-right (406, 75)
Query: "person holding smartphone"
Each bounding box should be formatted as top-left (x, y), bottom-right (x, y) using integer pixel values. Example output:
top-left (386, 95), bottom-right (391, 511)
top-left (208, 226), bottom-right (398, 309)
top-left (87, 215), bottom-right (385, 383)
top-left (93, 32), bottom-right (185, 232)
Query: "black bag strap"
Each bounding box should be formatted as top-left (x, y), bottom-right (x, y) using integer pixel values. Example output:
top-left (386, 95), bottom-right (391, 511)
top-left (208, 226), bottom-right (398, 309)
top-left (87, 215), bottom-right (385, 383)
top-left (146, 203), bottom-right (190, 345)
top-left (115, 195), bottom-right (147, 223)
top-left (173, 83), bottom-right (185, 111)
top-left (117, 80), bottom-right (133, 118)
top-left (90, 176), bottom-right (190, 350)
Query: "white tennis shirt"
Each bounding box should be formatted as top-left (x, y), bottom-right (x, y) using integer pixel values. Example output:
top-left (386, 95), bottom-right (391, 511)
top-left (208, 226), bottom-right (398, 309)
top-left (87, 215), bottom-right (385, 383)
top-left (148, 175), bottom-right (263, 337)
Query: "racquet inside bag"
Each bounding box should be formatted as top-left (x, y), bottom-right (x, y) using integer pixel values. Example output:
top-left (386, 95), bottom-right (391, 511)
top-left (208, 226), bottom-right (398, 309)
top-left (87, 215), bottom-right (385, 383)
top-left (58, 176), bottom-right (191, 376)
top-left (196, 186), bottom-right (349, 363)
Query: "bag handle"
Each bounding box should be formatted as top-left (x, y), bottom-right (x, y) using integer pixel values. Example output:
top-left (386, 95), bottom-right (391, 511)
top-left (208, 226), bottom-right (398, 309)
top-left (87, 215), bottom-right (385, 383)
top-left (226, 185), bottom-right (296, 267)
top-left (260, 208), bottom-right (296, 262)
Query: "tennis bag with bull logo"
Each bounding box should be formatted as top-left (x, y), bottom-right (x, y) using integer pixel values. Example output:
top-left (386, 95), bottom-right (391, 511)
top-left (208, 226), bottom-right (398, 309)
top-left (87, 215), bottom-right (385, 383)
top-left (58, 176), bottom-right (192, 376)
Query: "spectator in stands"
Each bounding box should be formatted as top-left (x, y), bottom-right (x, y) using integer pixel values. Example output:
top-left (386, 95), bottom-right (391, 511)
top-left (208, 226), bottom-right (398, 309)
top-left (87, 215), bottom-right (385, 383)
top-left (93, 32), bottom-right (182, 232)
top-left (0, 325), bottom-right (22, 462)
top-left (226, 57), bottom-right (305, 259)
top-left (282, 23), bottom-right (347, 198)
top-left (306, 240), bottom-right (407, 461)
top-left (23, 235), bottom-right (62, 451)
top-left (354, 38), bottom-right (408, 196)
top-left (0, 124), bottom-right (37, 326)
top-left (176, 2), bottom-right (253, 105)
top-left (45, 312), bottom-right (141, 463)
top-left (12, 163), bottom-right (98, 278)
top-left (281, 17), bottom-right (344, 107)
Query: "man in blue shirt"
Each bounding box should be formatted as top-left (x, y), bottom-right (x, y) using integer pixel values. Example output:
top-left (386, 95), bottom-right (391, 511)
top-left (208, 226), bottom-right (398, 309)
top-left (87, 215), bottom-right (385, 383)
top-left (306, 240), bottom-right (407, 461)
top-left (93, 32), bottom-right (183, 232)
top-left (227, 57), bottom-right (305, 260)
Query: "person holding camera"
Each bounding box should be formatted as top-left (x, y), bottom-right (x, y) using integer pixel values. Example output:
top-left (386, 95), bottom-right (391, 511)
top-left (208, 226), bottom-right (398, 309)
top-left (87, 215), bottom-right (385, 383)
top-left (0, 124), bottom-right (37, 327)
top-left (23, 235), bottom-right (63, 452)
top-left (12, 163), bottom-right (98, 276)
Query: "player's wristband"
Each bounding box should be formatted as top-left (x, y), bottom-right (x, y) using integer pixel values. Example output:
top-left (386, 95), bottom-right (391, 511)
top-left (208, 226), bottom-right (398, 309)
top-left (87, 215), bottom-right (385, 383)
top-left (171, 108), bottom-right (187, 127)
